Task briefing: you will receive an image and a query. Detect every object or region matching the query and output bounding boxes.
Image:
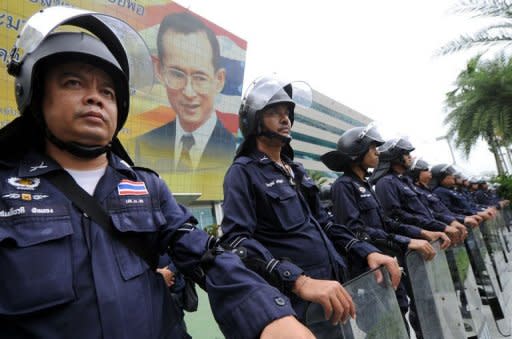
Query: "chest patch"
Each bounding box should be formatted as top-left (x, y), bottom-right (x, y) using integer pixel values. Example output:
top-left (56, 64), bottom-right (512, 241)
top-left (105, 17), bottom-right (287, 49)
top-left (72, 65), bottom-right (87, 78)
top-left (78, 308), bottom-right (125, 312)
top-left (265, 179), bottom-right (285, 187)
top-left (117, 179), bottom-right (149, 196)
top-left (8, 177), bottom-right (40, 190)
top-left (2, 193), bottom-right (49, 201)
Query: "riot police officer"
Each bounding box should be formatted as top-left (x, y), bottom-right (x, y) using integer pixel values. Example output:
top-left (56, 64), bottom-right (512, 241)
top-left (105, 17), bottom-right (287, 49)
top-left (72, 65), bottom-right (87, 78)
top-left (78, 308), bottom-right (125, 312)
top-left (407, 159), bottom-right (469, 239)
top-left (430, 164), bottom-right (494, 221)
top-left (370, 138), bottom-right (461, 242)
top-left (470, 177), bottom-right (508, 209)
top-left (0, 7), bottom-right (314, 338)
top-left (320, 125), bottom-right (443, 335)
top-left (221, 76), bottom-right (401, 338)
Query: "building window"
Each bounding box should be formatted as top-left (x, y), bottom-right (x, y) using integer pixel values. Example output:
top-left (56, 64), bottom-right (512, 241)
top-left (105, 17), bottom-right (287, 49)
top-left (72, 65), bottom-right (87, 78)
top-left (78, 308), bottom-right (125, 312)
top-left (189, 205), bottom-right (215, 230)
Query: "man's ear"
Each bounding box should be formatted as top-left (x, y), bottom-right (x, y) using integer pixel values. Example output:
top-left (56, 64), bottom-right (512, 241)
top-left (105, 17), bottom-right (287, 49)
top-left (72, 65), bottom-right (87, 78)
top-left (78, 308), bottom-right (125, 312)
top-left (214, 68), bottom-right (226, 93)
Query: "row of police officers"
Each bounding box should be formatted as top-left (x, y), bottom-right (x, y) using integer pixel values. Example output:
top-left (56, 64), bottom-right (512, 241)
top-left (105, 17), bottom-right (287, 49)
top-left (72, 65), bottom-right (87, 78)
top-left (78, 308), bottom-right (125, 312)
top-left (0, 6), bottom-right (507, 339)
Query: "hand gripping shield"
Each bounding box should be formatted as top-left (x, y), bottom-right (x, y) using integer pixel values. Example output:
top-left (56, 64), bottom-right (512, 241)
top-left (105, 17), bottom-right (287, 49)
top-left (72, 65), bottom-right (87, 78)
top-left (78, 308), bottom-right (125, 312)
top-left (305, 266), bottom-right (408, 339)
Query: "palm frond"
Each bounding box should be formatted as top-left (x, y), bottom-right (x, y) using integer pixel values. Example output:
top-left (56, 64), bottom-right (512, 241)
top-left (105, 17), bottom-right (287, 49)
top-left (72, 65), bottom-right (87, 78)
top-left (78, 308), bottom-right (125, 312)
top-left (436, 33), bottom-right (512, 55)
top-left (450, 0), bottom-right (512, 19)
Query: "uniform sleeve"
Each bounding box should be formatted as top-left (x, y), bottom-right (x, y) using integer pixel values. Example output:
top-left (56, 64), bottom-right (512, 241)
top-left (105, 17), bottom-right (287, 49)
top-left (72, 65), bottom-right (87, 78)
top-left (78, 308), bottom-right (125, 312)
top-left (474, 191), bottom-right (489, 205)
top-left (375, 178), bottom-right (446, 232)
top-left (304, 179), bottom-right (379, 260)
top-left (435, 188), bottom-right (475, 215)
top-left (331, 180), bottom-right (397, 242)
top-left (422, 192), bottom-right (457, 224)
top-left (154, 174), bottom-right (295, 339)
top-left (384, 216), bottom-right (423, 239)
top-left (429, 194), bottom-right (465, 224)
top-left (220, 164), bottom-right (304, 292)
top-left (432, 211), bottom-right (456, 225)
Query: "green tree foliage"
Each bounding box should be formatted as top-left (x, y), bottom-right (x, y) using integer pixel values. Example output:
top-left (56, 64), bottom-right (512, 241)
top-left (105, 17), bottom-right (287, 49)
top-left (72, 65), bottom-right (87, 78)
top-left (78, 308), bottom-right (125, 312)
top-left (493, 174), bottom-right (512, 199)
top-left (306, 169), bottom-right (337, 186)
top-left (204, 223), bottom-right (220, 237)
top-left (445, 54), bottom-right (512, 174)
top-left (437, 0), bottom-right (512, 55)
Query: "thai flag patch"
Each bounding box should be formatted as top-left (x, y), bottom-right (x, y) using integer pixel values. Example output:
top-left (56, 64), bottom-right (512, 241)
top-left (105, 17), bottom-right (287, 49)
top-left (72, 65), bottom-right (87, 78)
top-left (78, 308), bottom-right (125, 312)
top-left (117, 179), bottom-right (149, 196)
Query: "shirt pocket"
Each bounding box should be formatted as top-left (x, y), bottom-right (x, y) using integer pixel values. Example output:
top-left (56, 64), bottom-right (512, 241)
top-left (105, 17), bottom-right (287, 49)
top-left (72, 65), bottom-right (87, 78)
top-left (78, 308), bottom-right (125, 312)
top-left (110, 209), bottom-right (165, 281)
top-left (358, 197), bottom-right (379, 211)
top-left (401, 187), bottom-right (418, 202)
top-left (0, 216), bottom-right (75, 315)
top-left (265, 187), bottom-right (306, 230)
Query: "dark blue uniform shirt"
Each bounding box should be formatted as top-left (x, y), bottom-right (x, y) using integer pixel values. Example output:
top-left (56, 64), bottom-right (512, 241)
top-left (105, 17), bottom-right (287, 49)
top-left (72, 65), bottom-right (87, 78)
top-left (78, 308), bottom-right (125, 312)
top-left (330, 172), bottom-right (416, 309)
top-left (461, 188), bottom-right (489, 211)
top-left (473, 189), bottom-right (500, 208)
top-left (410, 183), bottom-right (459, 225)
top-left (331, 173), bottom-right (423, 251)
top-left (374, 173), bottom-right (447, 232)
top-left (433, 186), bottom-right (479, 215)
top-left (0, 151), bottom-right (295, 339)
top-left (221, 151), bottom-right (377, 319)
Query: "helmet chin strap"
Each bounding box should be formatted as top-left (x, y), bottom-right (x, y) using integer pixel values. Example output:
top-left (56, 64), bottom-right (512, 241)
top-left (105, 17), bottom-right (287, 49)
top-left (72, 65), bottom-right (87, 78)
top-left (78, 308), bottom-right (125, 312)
top-left (45, 127), bottom-right (111, 159)
top-left (259, 130), bottom-right (292, 144)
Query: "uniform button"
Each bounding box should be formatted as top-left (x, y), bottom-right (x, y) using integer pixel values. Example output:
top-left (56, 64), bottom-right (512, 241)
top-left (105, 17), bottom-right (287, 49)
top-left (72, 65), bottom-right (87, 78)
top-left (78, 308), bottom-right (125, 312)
top-left (274, 297), bottom-right (286, 306)
top-left (283, 270), bottom-right (291, 277)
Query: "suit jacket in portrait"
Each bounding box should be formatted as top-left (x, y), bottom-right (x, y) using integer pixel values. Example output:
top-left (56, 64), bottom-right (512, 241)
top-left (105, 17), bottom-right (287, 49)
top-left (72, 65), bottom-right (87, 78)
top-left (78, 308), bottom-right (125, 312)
top-left (134, 115), bottom-right (236, 177)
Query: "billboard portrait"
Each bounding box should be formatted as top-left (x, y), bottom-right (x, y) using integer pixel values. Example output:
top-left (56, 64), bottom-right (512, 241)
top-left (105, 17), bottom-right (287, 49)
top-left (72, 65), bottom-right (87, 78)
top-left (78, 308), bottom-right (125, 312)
top-left (0, 0), bottom-right (246, 201)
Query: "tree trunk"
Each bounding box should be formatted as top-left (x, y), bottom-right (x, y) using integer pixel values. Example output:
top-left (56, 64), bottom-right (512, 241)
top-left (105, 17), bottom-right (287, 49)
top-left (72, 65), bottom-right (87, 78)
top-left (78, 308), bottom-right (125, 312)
top-left (489, 138), bottom-right (505, 176)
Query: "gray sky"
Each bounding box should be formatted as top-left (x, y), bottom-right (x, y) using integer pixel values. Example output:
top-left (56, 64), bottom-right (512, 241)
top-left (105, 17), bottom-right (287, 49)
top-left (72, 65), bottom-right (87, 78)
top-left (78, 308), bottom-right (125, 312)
top-left (180, 0), bottom-right (499, 175)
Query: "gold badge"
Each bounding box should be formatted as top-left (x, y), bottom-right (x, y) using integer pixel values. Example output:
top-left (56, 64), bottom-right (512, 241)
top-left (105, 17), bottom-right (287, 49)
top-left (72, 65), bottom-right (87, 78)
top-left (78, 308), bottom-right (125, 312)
top-left (7, 177), bottom-right (40, 190)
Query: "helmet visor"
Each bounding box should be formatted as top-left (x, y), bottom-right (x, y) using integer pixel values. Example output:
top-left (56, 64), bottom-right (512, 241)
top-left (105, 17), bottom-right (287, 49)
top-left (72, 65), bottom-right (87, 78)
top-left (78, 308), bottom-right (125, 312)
top-left (242, 76), bottom-right (312, 115)
top-left (377, 137), bottom-right (414, 154)
top-left (9, 6), bottom-right (153, 95)
top-left (358, 122), bottom-right (384, 145)
top-left (410, 158), bottom-right (429, 171)
top-left (440, 164), bottom-right (457, 176)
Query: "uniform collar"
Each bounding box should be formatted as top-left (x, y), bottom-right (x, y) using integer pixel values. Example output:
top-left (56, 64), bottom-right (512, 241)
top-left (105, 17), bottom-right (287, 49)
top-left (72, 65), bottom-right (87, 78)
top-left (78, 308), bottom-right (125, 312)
top-left (14, 150), bottom-right (137, 180)
top-left (344, 170), bottom-right (369, 184)
top-left (105, 152), bottom-right (138, 180)
top-left (249, 150), bottom-right (294, 166)
top-left (393, 171), bottom-right (410, 183)
top-left (17, 151), bottom-right (61, 177)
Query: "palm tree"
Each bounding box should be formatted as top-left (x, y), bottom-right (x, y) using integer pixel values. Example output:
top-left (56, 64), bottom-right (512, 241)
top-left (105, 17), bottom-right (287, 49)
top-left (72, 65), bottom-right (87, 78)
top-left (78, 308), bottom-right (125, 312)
top-left (437, 0), bottom-right (512, 55)
top-left (445, 54), bottom-right (512, 174)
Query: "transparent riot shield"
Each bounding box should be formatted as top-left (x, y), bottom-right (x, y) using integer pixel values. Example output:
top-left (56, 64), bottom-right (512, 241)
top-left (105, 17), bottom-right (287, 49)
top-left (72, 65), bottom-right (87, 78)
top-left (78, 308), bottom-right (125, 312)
top-left (479, 218), bottom-right (509, 292)
top-left (465, 227), bottom-right (511, 336)
top-left (493, 211), bottom-right (511, 256)
top-left (445, 245), bottom-right (491, 339)
top-left (305, 267), bottom-right (408, 339)
top-left (503, 207), bottom-right (512, 232)
top-left (501, 208), bottom-right (512, 252)
top-left (406, 240), bottom-right (466, 339)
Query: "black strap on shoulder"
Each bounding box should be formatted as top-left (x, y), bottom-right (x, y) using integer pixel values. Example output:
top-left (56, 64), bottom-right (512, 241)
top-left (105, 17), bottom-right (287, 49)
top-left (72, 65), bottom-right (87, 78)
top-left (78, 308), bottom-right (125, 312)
top-left (46, 170), bottom-right (157, 270)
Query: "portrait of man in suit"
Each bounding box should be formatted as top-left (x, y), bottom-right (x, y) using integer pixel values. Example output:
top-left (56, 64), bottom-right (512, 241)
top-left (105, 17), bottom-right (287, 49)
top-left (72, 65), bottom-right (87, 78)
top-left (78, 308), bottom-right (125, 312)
top-left (135, 11), bottom-right (236, 178)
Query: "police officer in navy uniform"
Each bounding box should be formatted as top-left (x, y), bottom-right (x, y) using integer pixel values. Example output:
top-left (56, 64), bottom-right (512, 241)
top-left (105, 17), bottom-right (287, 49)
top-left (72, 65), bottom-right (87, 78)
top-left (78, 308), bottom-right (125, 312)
top-left (407, 159), bottom-right (477, 231)
top-left (0, 7), bottom-right (316, 339)
top-left (370, 138), bottom-right (462, 244)
top-left (430, 164), bottom-right (494, 221)
top-left (470, 177), bottom-right (508, 209)
top-left (320, 125), bottom-right (443, 336)
top-left (221, 76), bottom-right (401, 338)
